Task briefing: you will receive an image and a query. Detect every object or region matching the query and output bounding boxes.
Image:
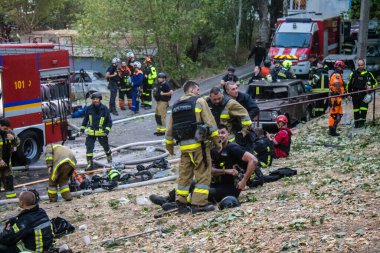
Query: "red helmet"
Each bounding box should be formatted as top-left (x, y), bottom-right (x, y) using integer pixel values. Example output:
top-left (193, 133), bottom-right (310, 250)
top-left (334, 60), bottom-right (345, 69)
top-left (275, 115), bottom-right (288, 124)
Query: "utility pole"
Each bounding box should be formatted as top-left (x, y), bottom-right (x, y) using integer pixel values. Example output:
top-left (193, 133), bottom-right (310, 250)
top-left (357, 0), bottom-right (370, 60)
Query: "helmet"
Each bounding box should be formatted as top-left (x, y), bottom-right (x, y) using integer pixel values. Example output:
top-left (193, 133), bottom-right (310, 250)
top-left (227, 66), bottom-right (235, 72)
top-left (334, 60), bottom-right (345, 69)
top-left (101, 180), bottom-right (118, 191)
top-left (144, 56), bottom-right (152, 63)
top-left (126, 52), bottom-right (134, 58)
top-left (112, 57), bottom-right (120, 64)
top-left (108, 169), bottom-right (121, 181)
top-left (90, 92), bottom-right (102, 100)
top-left (218, 196), bottom-right (240, 210)
top-left (282, 60), bottom-right (292, 68)
top-left (275, 115), bottom-right (288, 124)
top-left (157, 72), bottom-right (167, 78)
top-left (264, 60), bottom-right (271, 68)
top-left (363, 93), bottom-right (373, 104)
top-left (133, 61), bottom-right (142, 69)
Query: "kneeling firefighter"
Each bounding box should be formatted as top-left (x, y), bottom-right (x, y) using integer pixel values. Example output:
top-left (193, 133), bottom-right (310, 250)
top-left (165, 81), bottom-right (222, 214)
top-left (45, 144), bottom-right (77, 202)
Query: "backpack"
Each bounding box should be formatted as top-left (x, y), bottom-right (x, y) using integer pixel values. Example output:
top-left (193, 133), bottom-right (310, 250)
top-left (51, 217), bottom-right (75, 238)
top-left (172, 96), bottom-right (199, 141)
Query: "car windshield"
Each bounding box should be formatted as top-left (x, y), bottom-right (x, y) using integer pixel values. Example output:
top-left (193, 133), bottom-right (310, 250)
top-left (248, 85), bottom-right (288, 99)
top-left (272, 33), bottom-right (311, 48)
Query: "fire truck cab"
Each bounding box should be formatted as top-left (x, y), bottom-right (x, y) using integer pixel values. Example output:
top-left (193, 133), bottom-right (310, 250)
top-left (0, 43), bottom-right (72, 165)
top-left (269, 13), bottom-right (341, 76)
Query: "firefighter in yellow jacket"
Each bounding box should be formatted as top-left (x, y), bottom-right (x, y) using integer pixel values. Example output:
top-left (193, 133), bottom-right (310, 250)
top-left (0, 118), bottom-right (20, 199)
top-left (45, 144), bottom-right (77, 202)
top-left (165, 81), bottom-right (222, 214)
top-left (141, 56), bottom-right (157, 109)
top-left (206, 87), bottom-right (252, 145)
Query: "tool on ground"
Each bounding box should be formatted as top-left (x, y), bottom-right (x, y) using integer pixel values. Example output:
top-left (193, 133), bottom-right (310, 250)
top-left (101, 226), bottom-right (163, 247)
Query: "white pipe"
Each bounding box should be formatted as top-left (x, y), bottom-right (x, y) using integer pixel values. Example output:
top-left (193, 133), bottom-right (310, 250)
top-left (0, 175), bottom-right (178, 205)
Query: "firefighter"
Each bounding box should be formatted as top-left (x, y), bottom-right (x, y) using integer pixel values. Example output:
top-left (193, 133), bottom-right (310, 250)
top-left (267, 115), bottom-right (292, 158)
top-left (247, 40), bottom-right (267, 67)
top-left (45, 144), bottom-right (77, 202)
top-left (0, 190), bottom-right (54, 252)
top-left (308, 54), bottom-right (319, 79)
top-left (117, 61), bottom-right (132, 110)
top-left (221, 67), bottom-right (240, 92)
top-left (0, 118), bottom-right (19, 199)
top-left (206, 87), bottom-right (252, 146)
top-left (277, 60), bottom-right (296, 80)
top-left (328, 61), bottom-right (346, 136)
top-left (165, 81), bottom-right (222, 214)
top-left (106, 57), bottom-right (120, 116)
top-left (310, 61), bottom-right (330, 116)
top-left (80, 92), bottom-right (112, 171)
top-left (126, 51), bottom-right (135, 73)
top-left (268, 60), bottom-right (282, 82)
top-left (141, 56), bottom-right (157, 109)
top-left (130, 61), bottom-right (144, 115)
top-left (248, 66), bottom-right (264, 82)
top-left (251, 127), bottom-right (273, 169)
top-left (346, 59), bottom-right (378, 128)
top-left (153, 72), bottom-right (173, 136)
top-left (261, 60), bottom-right (271, 78)
top-left (225, 82), bottom-right (260, 121)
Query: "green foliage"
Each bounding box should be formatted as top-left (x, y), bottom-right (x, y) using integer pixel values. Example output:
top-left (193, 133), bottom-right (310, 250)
top-left (350, 0), bottom-right (380, 20)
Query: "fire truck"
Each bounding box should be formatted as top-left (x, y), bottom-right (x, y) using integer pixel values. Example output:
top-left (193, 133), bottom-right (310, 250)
top-left (0, 43), bottom-right (72, 165)
top-left (268, 12), bottom-right (342, 76)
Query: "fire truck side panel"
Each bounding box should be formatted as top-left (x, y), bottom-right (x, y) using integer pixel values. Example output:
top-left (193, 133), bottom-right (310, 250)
top-left (45, 119), bottom-right (67, 144)
top-left (39, 50), bottom-right (70, 70)
top-left (2, 54), bottom-right (42, 128)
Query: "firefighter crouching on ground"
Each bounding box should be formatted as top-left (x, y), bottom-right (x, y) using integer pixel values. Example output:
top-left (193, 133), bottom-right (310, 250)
top-left (251, 127), bottom-right (273, 169)
top-left (80, 92), bottom-right (113, 171)
top-left (165, 81), bottom-right (222, 214)
top-left (117, 61), bottom-right (132, 110)
top-left (328, 61), bottom-right (346, 136)
top-left (141, 56), bottom-right (157, 109)
top-left (346, 59), bottom-right (378, 128)
top-left (0, 190), bottom-right (54, 252)
top-left (206, 87), bottom-right (252, 146)
top-left (0, 118), bottom-right (20, 199)
top-left (153, 72), bottom-right (173, 136)
top-left (267, 115), bottom-right (292, 158)
top-left (310, 61), bottom-right (330, 116)
top-left (45, 144), bottom-right (77, 202)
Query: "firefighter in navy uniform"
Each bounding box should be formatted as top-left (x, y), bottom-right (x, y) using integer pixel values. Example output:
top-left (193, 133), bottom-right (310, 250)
top-left (346, 59), bottom-right (378, 128)
top-left (165, 81), bottom-right (222, 214)
top-left (310, 61), bottom-right (330, 116)
top-left (268, 60), bottom-right (282, 82)
top-left (251, 127), bottom-right (273, 169)
top-left (117, 61), bottom-right (132, 110)
top-left (106, 57), bottom-right (120, 116)
top-left (141, 56), bottom-right (157, 109)
top-left (80, 92), bottom-right (112, 171)
top-left (153, 72), bottom-right (173, 136)
top-left (206, 87), bottom-right (252, 146)
top-left (45, 144), bottom-right (77, 202)
top-left (308, 54), bottom-right (319, 79)
top-left (0, 118), bottom-right (19, 199)
top-left (277, 60), bottom-right (296, 80)
top-left (0, 190), bottom-right (54, 253)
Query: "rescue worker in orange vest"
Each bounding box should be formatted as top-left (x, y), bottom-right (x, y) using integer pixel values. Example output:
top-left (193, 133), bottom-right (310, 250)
top-left (117, 61), bottom-right (132, 110)
top-left (153, 72), bottom-right (173, 136)
top-left (141, 56), bottom-right (157, 109)
top-left (346, 59), bottom-right (378, 128)
top-left (0, 118), bottom-right (19, 199)
top-left (165, 81), bottom-right (222, 214)
top-left (328, 60), bottom-right (346, 136)
top-left (45, 144), bottom-right (77, 202)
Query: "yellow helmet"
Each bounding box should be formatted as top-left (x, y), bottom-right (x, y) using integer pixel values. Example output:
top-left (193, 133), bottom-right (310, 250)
top-left (282, 60), bottom-right (292, 68)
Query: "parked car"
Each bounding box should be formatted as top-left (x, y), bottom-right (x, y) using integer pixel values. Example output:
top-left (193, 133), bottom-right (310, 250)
top-left (70, 70), bottom-right (109, 100)
top-left (247, 79), bottom-right (316, 132)
top-left (322, 54), bottom-right (357, 83)
top-left (352, 39), bottom-right (380, 78)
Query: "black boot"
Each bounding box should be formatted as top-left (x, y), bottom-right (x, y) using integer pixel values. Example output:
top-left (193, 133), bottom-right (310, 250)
top-left (149, 194), bottom-right (170, 206)
top-left (86, 157), bottom-right (94, 171)
top-left (191, 204), bottom-right (215, 214)
top-left (162, 202), bottom-right (178, 211)
top-left (177, 202), bottom-right (191, 214)
top-left (328, 127), bottom-right (340, 136)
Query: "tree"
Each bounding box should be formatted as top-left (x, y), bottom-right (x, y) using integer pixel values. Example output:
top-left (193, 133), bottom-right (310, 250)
top-left (350, 0), bottom-right (380, 20)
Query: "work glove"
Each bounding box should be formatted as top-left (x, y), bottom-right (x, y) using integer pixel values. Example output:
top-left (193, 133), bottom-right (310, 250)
top-left (166, 144), bottom-right (174, 156)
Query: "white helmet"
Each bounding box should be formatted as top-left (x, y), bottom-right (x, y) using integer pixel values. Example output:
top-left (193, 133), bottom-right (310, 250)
top-left (112, 57), bottom-right (120, 64)
top-left (133, 61), bottom-right (141, 69)
top-left (126, 52), bottom-right (135, 58)
top-left (363, 93), bottom-right (373, 104)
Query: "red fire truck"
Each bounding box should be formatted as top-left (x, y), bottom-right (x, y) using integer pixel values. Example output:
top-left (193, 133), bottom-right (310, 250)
top-left (268, 13), bottom-right (342, 76)
top-left (0, 43), bottom-right (72, 165)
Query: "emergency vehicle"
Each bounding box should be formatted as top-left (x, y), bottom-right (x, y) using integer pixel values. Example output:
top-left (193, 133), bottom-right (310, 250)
top-left (0, 43), bottom-right (72, 165)
top-left (268, 12), bottom-right (341, 76)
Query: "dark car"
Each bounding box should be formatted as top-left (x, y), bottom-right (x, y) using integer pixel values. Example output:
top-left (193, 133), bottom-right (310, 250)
top-left (247, 79), bottom-right (315, 132)
top-left (352, 39), bottom-right (380, 78)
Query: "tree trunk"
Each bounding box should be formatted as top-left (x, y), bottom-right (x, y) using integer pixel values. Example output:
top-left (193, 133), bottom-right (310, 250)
top-left (235, 0), bottom-right (242, 58)
top-left (283, 0), bottom-right (288, 17)
top-left (148, 0), bottom-right (164, 70)
top-left (259, 0), bottom-right (270, 44)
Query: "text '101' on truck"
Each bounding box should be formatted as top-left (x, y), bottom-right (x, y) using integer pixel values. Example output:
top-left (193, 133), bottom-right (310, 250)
top-left (0, 43), bottom-right (72, 165)
top-left (268, 12), bottom-right (348, 77)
